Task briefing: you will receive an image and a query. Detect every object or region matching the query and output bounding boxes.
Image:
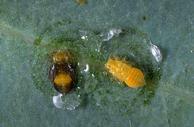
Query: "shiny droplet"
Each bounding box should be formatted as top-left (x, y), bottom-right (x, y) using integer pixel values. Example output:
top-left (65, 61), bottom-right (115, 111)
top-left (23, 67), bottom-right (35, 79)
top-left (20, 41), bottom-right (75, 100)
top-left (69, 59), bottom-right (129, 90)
top-left (101, 28), bottom-right (122, 41)
top-left (79, 30), bottom-right (88, 40)
top-left (83, 64), bottom-right (89, 72)
top-left (78, 62), bottom-right (90, 74)
top-left (53, 93), bottom-right (64, 109)
top-left (52, 93), bottom-right (81, 110)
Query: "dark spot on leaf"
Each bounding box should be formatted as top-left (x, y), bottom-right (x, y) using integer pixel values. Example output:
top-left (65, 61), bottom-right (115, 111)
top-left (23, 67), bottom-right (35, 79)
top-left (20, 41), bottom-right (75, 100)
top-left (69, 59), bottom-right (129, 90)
top-left (142, 16), bottom-right (147, 21)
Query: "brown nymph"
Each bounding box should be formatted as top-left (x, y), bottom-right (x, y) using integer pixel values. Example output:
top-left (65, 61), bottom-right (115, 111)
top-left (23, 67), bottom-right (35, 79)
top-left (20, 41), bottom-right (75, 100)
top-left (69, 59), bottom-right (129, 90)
top-left (49, 50), bottom-right (77, 93)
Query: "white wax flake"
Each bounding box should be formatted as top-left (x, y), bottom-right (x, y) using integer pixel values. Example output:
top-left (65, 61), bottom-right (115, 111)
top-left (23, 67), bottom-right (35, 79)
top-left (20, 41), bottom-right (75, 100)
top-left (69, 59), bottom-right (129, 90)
top-left (81, 35), bottom-right (88, 40)
top-left (52, 93), bottom-right (64, 109)
top-left (51, 65), bottom-right (55, 70)
top-left (150, 42), bottom-right (162, 63)
top-left (83, 64), bottom-right (89, 72)
top-left (79, 30), bottom-right (88, 40)
top-left (80, 63), bottom-right (90, 73)
top-left (102, 28), bottom-right (122, 41)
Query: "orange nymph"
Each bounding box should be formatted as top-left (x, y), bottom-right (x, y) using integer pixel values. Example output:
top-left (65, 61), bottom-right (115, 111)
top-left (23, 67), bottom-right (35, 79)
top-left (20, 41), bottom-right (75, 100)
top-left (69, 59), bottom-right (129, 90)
top-left (105, 58), bottom-right (145, 88)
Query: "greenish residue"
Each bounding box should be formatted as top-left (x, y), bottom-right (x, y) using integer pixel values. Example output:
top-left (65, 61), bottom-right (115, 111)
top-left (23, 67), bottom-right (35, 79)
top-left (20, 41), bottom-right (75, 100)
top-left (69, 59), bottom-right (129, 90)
top-left (32, 19), bottom-right (161, 112)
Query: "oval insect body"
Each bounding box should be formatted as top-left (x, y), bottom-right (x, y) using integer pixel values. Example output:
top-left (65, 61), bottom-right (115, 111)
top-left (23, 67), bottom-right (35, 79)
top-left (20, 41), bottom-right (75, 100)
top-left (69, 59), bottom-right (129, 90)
top-left (105, 58), bottom-right (145, 88)
top-left (49, 51), bottom-right (76, 93)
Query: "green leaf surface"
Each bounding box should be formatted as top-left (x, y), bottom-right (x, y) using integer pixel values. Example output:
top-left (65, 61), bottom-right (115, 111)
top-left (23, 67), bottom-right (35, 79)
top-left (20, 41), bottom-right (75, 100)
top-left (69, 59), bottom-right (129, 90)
top-left (1, 0), bottom-right (194, 127)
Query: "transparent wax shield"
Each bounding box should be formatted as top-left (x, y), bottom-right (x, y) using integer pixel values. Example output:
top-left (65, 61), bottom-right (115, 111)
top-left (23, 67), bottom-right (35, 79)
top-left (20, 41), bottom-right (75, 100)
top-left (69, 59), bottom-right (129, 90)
top-left (32, 20), bottom-right (162, 110)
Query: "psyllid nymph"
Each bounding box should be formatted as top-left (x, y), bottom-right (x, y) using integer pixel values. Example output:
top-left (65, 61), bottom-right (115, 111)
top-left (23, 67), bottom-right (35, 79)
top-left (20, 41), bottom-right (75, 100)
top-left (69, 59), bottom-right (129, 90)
top-left (105, 57), bottom-right (145, 88)
top-left (49, 51), bottom-right (77, 93)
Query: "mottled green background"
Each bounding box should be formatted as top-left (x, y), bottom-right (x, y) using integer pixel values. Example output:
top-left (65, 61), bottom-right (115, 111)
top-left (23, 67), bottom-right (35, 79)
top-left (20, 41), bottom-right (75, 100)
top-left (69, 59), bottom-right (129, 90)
top-left (0, 0), bottom-right (194, 127)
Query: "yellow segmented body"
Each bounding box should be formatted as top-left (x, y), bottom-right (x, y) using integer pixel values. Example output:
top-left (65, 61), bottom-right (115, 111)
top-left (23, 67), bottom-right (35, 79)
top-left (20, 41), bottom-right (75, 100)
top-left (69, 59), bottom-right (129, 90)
top-left (105, 58), bottom-right (145, 88)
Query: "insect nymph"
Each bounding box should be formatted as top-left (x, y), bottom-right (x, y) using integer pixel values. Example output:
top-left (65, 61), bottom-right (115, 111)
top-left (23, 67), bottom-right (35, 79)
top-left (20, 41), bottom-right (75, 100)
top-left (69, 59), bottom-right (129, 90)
top-left (49, 51), bottom-right (77, 93)
top-left (105, 57), bottom-right (145, 88)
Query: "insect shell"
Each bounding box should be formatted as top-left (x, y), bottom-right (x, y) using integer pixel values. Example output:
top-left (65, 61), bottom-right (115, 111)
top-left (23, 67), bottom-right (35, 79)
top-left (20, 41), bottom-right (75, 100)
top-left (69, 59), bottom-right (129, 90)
top-left (105, 57), bottom-right (145, 88)
top-left (49, 51), bottom-right (77, 93)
